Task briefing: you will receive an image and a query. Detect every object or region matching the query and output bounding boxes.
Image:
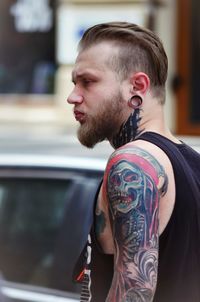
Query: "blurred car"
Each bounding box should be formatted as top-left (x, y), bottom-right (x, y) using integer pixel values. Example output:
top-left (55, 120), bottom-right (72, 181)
top-left (0, 154), bottom-right (106, 302)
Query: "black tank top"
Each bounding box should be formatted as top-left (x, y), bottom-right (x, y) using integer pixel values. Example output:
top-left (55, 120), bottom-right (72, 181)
top-left (75, 132), bottom-right (200, 302)
top-left (138, 132), bottom-right (200, 302)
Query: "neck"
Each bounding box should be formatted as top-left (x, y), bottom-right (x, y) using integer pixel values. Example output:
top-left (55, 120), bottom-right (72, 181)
top-left (111, 109), bottom-right (142, 149)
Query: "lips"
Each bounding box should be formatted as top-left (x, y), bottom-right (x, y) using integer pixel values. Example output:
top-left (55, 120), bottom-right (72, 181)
top-left (74, 110), bottom-right (85, 123)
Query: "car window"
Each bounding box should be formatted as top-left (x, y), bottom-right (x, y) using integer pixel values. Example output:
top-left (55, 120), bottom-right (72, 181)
top-left (0, 177), bottom-right (84, 294)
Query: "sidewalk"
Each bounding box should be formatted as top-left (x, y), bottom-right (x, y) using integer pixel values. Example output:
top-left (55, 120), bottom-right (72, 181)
top-left (0, 102), bottom-right (77, 138)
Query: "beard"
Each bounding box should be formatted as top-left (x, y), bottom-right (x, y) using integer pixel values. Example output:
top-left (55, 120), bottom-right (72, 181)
top-left (77, 90), bottom-right (126, 148)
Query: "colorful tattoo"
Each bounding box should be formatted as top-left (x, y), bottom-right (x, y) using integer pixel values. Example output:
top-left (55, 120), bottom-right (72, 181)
top-left (104, 146), bottom-right (168, 302)
top-left (95, 205), bottom-right (106, 238)
top-left (112, 109), bottom-right (142, 149)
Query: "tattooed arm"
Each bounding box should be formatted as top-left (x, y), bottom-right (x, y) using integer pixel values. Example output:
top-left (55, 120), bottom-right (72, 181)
top-left (103, 146), bottom-right (168, 302)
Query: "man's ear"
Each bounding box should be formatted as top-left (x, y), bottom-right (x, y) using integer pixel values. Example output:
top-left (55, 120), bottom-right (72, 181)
top-left (131, 72), bottom-right (150, 94)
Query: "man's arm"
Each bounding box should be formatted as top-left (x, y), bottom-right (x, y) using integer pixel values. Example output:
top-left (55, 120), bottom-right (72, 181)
top-left (103, 146), bottom-right (168, 302)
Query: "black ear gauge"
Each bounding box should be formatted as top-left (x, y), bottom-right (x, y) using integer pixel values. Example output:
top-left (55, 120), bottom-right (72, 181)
top-left (128, 95), bottom-right (143, 109)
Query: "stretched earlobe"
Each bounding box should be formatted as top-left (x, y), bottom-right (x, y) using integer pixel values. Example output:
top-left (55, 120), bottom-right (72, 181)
top-left (128, 95), bottom-right (143, 109)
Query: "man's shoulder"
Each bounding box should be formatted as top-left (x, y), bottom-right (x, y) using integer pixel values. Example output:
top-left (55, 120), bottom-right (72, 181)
top-left (108, 139), bottom-right (167, 166)
top-left (104, 140), bottom-right (170, 197)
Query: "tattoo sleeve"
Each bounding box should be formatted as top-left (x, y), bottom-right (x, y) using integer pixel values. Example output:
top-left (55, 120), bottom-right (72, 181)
top-left (104, 146), bottom-right (168, 302)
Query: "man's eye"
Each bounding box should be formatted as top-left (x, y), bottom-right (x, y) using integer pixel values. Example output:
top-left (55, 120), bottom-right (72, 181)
top-left (82, 79), bottom-right (92, 86)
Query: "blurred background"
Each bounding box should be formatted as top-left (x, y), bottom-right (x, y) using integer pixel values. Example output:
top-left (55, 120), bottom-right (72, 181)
top-left (0, 0), bottom-right (199, 151)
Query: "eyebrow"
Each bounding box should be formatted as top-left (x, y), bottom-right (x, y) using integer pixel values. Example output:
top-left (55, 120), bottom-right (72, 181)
top-left (72, 71), bottom-right (98, 83)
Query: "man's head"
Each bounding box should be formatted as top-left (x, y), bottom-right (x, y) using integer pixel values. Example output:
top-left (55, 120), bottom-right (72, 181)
top-left (78, 21), bottom-right (168, 103)
top-left (67, 22), bottom-right (168, 148)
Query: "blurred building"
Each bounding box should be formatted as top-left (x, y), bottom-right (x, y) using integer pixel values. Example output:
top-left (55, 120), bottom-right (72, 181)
top-left (0, 0), bottom-right (199, 136)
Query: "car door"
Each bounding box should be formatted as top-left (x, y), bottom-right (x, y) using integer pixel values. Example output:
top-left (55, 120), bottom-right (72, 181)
top-left (0, 166), bottom-right (102, 302)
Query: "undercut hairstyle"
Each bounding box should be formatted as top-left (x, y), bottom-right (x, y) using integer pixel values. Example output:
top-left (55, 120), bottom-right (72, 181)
top-left (78, 22), bottom-right (168, 104)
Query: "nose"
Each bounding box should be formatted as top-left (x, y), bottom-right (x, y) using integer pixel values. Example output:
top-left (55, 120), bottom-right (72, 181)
top-left (67, 90), bottom-right (84, 105)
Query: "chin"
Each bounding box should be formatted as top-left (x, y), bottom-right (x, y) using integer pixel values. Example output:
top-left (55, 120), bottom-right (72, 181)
top-left (77, 126), bottom-right (100, 148)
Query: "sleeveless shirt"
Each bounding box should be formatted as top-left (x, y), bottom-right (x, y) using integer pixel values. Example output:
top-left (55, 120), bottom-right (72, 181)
top-left (74, 132), bottom-right (200, 302)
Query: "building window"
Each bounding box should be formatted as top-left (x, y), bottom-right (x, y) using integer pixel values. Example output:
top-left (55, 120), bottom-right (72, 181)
top-left (0, 0), bottom-right (56, 94)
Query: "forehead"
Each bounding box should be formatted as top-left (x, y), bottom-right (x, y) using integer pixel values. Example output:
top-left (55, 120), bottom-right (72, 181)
top-left (72, 42), bottom-right (118, 78)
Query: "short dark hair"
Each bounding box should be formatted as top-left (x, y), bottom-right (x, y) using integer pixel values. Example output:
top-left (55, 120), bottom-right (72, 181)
top-left (78, 22), bottom-right (168, 103)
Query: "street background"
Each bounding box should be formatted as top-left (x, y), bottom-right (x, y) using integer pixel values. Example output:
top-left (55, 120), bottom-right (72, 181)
top-left (0, 0), bottom-right (199, 155)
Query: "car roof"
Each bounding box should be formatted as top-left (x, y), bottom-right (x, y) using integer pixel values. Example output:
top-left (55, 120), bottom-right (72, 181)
top-left (0, 154), bottom-right (107, 172)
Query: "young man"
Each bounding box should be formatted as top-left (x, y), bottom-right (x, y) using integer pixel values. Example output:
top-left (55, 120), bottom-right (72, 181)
top-left (67, 22), bottom-right (200, 302)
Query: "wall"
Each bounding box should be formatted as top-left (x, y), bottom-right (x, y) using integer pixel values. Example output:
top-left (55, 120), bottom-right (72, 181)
top-left (156, 0), bottom-right (177, 132)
